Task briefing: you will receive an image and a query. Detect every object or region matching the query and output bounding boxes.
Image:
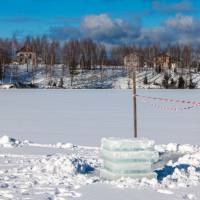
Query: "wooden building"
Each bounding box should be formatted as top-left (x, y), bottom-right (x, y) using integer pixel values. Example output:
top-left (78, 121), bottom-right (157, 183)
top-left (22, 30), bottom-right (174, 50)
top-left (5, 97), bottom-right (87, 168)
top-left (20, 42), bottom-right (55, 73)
top-left (154, 53), bottom-right (171, 70)
top-left (16, 46), bottom-right (36, 66)
top-left (124, 52), bottom-right (144, 69)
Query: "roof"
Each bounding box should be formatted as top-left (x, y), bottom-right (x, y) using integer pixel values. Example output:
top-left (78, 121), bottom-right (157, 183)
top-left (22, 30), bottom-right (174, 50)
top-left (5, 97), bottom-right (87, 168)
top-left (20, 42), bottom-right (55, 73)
top-left (16, 46), bottom-right (33, 53)
top-left (156, 53), bottom-right (170, 58)
top-left (124, 52), bottom-right (144, 59)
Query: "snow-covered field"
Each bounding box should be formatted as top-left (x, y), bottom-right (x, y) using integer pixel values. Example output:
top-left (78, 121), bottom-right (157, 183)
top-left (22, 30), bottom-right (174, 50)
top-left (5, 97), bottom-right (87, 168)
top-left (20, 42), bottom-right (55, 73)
top-left (0, 89), bottom-right (200, 199)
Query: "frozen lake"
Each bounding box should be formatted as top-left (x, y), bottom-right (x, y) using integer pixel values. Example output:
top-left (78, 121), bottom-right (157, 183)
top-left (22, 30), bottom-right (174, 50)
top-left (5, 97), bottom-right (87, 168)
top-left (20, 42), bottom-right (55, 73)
top-left (0, 89), bottom-right (200, 200)
top-left (0, 89), bottom-right (200, 146)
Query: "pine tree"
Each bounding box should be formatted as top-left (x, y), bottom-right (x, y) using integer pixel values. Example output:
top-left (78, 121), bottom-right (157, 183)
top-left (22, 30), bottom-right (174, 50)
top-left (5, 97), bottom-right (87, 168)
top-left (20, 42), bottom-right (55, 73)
top-left (189, 79), bottom-right (196, 89)
top-left (143, 76), bottom-right (148, 85)
top-left (178, 76), bottom-right (185, 89)
top-left (162, 73), bottom-right (170, 88)
top-left (58, 77), bottom-right (64, 88)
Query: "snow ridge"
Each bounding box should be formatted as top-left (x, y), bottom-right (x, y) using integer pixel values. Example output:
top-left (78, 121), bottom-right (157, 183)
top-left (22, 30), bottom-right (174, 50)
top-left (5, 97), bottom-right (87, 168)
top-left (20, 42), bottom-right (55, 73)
top-left (0, 135), bottom-right (74, 149)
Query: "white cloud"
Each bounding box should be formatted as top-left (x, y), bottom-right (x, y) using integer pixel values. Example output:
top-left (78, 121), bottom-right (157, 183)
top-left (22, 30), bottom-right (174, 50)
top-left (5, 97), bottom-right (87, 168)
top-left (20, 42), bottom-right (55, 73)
top-left (165, 15), bottom-right (194, 30)
top-left (81, 14), bottom-right (114, 30)
top-left (49, 13), bottom-right (200, 46)
top-left (139, 14), bottom-right (200, 46)
top-left (80, 14), bottom-right (140, 44)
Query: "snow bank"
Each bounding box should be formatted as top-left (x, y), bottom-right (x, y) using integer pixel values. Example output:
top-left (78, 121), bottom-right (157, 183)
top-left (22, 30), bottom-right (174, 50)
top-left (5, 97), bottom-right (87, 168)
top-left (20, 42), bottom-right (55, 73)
top-left (0, 135), bottom-right (74, 149)
top-left (155, 143), bottom-right (199, 154)
top-left (0, 152), bottom-right (99, 199)
top-left (0, 135), bottom-right (23, 148)
top-left (0, 84), bottom-right (15, 89)
top-left (29, 142), bottom-right (75, 149)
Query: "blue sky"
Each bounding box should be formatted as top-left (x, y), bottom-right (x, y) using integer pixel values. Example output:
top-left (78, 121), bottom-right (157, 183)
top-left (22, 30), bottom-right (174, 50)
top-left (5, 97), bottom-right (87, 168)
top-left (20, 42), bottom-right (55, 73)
top-left (0, 0), bottom-right (200, 45)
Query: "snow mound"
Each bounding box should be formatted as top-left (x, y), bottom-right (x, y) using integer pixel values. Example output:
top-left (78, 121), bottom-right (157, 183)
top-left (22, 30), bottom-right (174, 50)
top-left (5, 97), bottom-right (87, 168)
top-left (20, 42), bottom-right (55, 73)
top-left (29, 155), bottom-right (95, 176)
top-left (0, 84), bottom-right (15, 89)
top-left (183, 194), bottom-right (195, 199)
top-left (0, 135), bottom-right (75, 149)
top-left (157, 152), bottom-right (200, 190)
top-left (29, 142), bottom-right (75, 149)
top-left (155, 143), bottom-right (199, 154)
top-left (0, 154), bottom-right (99, 199)
top-left (72, 157), bottom-right (95, 174)
top-left (0, 135), bottom-right (22, 148)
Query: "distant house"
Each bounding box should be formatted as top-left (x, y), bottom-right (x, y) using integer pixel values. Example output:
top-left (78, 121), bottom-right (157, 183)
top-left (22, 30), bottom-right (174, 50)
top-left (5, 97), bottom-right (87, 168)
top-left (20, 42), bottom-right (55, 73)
top-left (16, 46), bottom-right (36, 66)
top-left (171, 57), bottom-right (182, 71)
top-left (124, 52), bottom-right (144, 69)
top-left (154, 53), bottom-right (171, 70)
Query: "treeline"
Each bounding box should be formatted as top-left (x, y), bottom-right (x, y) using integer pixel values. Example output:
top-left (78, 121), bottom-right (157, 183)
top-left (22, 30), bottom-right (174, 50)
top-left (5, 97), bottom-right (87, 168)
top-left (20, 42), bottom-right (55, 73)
top-left (1, 35), bottom-right (200, 74)
top-left (0, 36), bottom-right (110, 80)
top-left (0, 36), bottom-right (109, 66)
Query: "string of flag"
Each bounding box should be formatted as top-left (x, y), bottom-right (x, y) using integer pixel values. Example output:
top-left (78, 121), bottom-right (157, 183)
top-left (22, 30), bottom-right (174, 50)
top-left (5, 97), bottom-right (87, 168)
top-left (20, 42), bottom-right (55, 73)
top-left (135, 94), bottom-right (200, 107)
top-left (134, 94), bottom-right (200, 112)
top-left (139, 99), bottom-right (194, 111)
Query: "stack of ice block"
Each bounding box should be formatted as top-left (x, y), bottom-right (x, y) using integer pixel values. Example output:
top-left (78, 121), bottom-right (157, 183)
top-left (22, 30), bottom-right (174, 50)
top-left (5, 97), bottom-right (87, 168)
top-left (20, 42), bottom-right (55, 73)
top-left (100, 137), bottom-right (159, 180)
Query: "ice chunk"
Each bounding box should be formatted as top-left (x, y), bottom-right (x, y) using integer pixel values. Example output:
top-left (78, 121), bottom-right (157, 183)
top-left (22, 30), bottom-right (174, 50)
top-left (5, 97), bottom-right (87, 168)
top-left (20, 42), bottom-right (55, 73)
top-left (103, 160), bottom-right (151, 173)
top-left (101, 149), bottom-right (159, 163)
top-left (100, 168), bottom-right (156, 180)
top-left (101, 137), bottom-right (155, 151)
top-left (100, 138), bottom-right (159, 180)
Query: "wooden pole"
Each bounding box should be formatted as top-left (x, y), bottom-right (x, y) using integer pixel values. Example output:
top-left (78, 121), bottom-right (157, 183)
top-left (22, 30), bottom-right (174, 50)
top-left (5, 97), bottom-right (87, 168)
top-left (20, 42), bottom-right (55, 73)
top-left (132, 68), bottom-right (138, 138)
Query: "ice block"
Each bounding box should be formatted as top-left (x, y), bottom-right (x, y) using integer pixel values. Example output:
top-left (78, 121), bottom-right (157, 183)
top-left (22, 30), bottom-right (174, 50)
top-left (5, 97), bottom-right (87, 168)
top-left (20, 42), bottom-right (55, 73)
top-left (100, 137), bottom-right (159, 180)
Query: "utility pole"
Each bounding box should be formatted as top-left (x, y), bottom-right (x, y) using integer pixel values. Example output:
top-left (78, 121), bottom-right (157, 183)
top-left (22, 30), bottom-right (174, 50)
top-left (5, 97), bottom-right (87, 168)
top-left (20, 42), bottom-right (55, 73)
top-left (132, 67), bottom-right (138, 138)
top-left (124, 53), bottom-right (138, 138)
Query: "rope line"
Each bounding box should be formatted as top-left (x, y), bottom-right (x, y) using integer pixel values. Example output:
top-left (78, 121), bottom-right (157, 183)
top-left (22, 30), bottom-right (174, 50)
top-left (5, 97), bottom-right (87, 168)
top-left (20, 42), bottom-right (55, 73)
top-left (135, 94), bottom-right (199, 112)
top-left (140, 99), bottom-right (194, 112)
top-left (135, 94), bottom-right (200, 107)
